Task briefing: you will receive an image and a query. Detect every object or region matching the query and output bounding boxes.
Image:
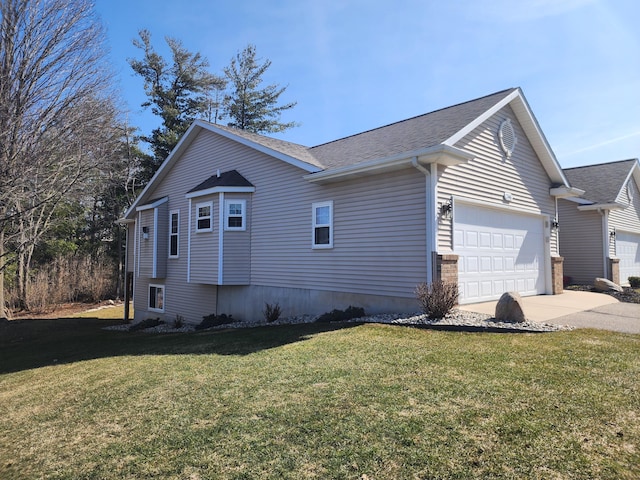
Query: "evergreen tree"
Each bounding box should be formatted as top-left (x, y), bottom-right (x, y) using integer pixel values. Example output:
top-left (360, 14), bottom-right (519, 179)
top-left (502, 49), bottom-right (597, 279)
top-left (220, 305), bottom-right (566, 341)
top-left (129, 29), bottom-right (225, 173)
top-left (222, 44), bottom-right (298, 134)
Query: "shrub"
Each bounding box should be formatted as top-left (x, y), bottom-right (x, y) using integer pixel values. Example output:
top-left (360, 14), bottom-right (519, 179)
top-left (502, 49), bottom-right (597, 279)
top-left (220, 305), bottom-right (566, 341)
top-left (415, 281), bottom-right (459, 319)
top-left (316, 305), bottom-right (366, 323)
top-left (129, 317), bottom-right (162, 332)
top-left (195, 313), bottom-right (235, 330)
top-left (263, 302), bottom-right (282, 323)
top-left (629, 276), bottom-right (640, 288)
top-left (174, 315), bottom-right (185, 329)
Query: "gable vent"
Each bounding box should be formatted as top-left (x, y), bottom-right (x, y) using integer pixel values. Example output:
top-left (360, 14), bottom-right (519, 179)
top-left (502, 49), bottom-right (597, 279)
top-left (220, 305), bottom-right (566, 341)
top-left (499, 119), bottom-right (517, 158)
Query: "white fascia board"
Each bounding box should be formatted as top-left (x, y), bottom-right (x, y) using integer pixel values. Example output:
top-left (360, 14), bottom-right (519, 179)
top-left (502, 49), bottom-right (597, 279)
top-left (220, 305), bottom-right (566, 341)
top-left (549, 186), bottom-right (585, 198)
top-left (577, 202), bottom-right (626, 211)
top-left (443, 88), bottom-right (568, 187)
top-left (303, 145), bottom-right (473, 184)
top-left (135, 196), bottom-right (169, 212)
top-left (117, 217), bottom-right (136, 224)
top-left (614, 160), bottom-right (640, 204)
top-left (185, 186), bottom-right (256, 199)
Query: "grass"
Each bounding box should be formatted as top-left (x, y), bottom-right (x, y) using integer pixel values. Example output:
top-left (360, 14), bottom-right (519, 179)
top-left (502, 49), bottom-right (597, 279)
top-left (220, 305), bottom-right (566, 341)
top-left (0, 318), bottom-right (638, 479)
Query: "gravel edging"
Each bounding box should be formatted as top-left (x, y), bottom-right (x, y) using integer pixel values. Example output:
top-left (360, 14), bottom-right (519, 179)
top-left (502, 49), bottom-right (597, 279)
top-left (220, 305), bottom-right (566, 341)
top-left (104, 308), bottom-right (573, 334)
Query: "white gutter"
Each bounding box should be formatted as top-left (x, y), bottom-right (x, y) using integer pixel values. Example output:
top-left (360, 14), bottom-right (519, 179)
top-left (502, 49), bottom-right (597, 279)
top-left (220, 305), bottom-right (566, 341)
top-left (578, 202), bottom-right (626, 211)
top-left (549, 186), bottom-right (585, 198)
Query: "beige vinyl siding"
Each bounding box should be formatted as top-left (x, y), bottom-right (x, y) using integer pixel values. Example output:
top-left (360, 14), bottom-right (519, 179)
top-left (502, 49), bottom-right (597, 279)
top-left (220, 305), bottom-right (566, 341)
top-left (190, 195), bottom-right (218, 284)
top-left (137, 209), bottom-right (154, 277)
top-left (610, 178), bottom-right (640, 240)
top-left (558, 199), bottom-right (604, 284)
top-left (222, 194), bottom-right (251, 284)
top-left (155, 202), bottom-right (168, 278)
top-left (135, 130), bottom-right (428, 315)
top-left (251, 167), bottom-right (427, 297)
top-left (438, 105), bottom-right (556, 253)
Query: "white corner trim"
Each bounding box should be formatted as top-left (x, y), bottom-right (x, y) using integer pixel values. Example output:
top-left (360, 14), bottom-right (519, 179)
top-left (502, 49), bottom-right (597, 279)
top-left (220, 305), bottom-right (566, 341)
top-left (218, 193), bottom-right (225, 284)
top-left (187, 199), bottom-right (192, 283)
top-left (152, 207), bottom-right (158, 278)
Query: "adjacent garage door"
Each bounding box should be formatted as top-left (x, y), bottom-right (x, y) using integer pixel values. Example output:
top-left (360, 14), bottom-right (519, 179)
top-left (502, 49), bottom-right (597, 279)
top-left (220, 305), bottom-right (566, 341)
top-left (454, 203), bottom-right (547, 304)
top-left (617, 231), bottom-right (640, 285)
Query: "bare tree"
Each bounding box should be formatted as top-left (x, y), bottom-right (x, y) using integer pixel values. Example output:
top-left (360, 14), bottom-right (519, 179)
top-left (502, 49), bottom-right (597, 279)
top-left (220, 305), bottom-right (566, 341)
top-left (0, 0), bottom-right (116, 318)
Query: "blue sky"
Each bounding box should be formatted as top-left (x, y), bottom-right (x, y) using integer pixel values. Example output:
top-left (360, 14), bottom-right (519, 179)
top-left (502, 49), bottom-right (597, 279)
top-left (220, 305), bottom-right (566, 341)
top-left (95, 0), bottom-right (640, 168)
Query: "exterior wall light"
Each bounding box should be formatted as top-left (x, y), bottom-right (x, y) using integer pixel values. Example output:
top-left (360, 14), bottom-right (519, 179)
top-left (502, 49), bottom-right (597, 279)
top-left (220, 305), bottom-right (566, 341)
top-left (142, 226), bottom-right (149, 240)
top-left (440, 199), bottom-right (453, 218)
top-left (609, 228), bottom-right (616, 239)
top-left (551, 219), bottom-right (559, 230)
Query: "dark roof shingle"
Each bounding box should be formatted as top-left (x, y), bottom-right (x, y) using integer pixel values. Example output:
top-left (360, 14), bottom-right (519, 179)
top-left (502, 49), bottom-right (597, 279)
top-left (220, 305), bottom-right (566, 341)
top-left (188, 169), bottom-right (254, 194)
top-left (563, 159), bottom-right (637, 204)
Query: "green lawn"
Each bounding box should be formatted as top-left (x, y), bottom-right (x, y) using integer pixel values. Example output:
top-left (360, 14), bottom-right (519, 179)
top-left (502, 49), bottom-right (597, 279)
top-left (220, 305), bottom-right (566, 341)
top-left (0, 318), bottom-right (638, 479)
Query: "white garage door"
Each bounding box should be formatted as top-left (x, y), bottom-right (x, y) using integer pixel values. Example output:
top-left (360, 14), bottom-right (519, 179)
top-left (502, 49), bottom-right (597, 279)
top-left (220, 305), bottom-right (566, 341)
top-left (454, 204), bottom-right (547, 304)
top-left (617, 231), bottom-right (640, 285)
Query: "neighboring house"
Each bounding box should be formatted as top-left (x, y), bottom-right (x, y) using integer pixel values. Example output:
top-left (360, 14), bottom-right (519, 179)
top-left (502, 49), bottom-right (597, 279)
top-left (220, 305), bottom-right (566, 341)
top-left (120, 87), bottom-right (579, 324)
top-left (559, 159), bottom-right (640, 285)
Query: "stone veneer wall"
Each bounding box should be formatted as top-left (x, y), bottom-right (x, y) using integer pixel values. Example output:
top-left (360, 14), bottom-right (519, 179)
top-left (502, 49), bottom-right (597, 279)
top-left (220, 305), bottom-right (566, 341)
top-left (609, 257), bottom-right (620, 285)
top-left (551, 256), bottom-right (564, 295)
top-left (436, 253), bottom-right (459, 286)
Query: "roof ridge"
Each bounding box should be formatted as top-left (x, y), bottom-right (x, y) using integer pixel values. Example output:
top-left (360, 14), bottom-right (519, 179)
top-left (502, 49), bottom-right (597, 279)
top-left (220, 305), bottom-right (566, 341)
top-left (310, 88), bottom-right (517, 149)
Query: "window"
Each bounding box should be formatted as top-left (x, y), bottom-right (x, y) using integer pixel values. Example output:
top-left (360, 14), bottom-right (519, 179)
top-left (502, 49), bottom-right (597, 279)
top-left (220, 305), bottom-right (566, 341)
top-left (169, 210), bottom-right (179, 257)
top-left (149, 284), bottom-right (165, 312)
top-left (312, 201), bottom-right (333, 248)
top-left (224, 200), bottom-right (246, 231)
top-left (196, 201), bottom-right (213, 232)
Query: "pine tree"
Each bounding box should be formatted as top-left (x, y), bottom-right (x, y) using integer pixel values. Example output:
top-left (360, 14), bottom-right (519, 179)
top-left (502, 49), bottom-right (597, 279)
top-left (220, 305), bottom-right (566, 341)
top-left (222, 44), bottom-right (298, 134)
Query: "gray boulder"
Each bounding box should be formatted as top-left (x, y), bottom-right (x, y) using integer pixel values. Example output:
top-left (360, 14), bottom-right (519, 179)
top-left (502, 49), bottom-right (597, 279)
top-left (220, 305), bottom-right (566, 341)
top-left (495, 291), bottom-right (527, 323)
top-left (593, 277), bottom-right (623, 293)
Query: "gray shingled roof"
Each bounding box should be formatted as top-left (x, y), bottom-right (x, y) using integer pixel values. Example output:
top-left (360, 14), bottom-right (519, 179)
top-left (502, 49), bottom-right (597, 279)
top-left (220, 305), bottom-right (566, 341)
top-left (563, 159), bottom-right (637, 204)
top-left (206, 89), bottom-right (516, 171)
top-left (211, 123), bottom-right (325, 169)
top-left (188, 169), bottom-right (254, 194)
top-left (308, 88), bottom-right (517, 169)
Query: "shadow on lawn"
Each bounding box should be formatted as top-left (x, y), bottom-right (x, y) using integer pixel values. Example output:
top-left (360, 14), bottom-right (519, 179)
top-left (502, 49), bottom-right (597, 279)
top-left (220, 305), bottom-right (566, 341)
top-left (0, 318), bottom-right (360, 375)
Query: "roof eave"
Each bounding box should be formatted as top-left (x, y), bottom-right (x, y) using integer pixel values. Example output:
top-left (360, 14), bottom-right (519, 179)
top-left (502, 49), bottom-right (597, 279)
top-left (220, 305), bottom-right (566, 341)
top-left (577, 202), bottom-right (626, 211)
top-left (303, 144), bottom-right (474, 184)
top-left (550, 186), bottom-right (585, 198)
top-left (185, 186), bottom-right (256, 199)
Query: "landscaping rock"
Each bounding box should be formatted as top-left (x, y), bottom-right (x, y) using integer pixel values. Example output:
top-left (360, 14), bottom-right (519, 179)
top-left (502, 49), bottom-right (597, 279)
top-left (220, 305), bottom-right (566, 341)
top-left (593, 277), bottom-right (623, 293)
top-left (495, 292), bottom-right (527, 323)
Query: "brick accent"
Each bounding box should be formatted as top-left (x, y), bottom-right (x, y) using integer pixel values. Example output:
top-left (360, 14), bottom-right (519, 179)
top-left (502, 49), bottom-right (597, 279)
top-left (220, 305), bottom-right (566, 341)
top-left (609, 257), bottom-right (620, 285)
top-left (435, 253), bottom-right (459, 286)
top-left (551, 256), bottom-right (564, 295)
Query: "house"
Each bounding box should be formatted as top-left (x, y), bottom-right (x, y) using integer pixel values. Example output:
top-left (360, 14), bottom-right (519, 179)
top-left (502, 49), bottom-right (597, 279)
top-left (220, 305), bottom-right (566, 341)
top-left (558, 159), bottom-right (640, 285)
top-left (120, 87), bottom-right (579, 324)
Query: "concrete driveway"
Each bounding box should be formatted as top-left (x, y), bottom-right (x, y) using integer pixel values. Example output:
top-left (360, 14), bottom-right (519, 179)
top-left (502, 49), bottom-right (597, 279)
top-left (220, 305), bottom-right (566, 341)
top-left (459, 290), bottom-right (640, 334)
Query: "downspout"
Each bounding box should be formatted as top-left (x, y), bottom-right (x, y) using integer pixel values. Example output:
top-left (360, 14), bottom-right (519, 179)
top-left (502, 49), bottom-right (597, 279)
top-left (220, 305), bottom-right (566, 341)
top-left (411, 157), bottom-right (435, 284)
top-left (601, 209), bottom-right (609, 279)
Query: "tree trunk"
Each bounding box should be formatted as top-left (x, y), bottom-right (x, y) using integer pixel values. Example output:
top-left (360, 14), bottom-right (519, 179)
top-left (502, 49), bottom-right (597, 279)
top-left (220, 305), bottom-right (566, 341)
top-left (0, 228), bottom-right (7, 320)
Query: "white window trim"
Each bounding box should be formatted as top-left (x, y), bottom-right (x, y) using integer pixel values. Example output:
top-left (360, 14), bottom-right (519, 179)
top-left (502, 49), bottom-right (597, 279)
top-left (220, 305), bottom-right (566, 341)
top-left (149, 284), bottom-right (165, 313)
top-left (312, 200), bottom-right (333, 249)
top-left (224, 199), bottom-right (247, 231)
top-left (169, 209), bottom-right (180, 258)
top-left (195, 201), bottom-right (213, 232)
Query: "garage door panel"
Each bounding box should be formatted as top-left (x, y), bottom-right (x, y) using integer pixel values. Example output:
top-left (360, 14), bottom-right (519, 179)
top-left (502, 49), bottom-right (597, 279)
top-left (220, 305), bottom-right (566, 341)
top-left (617, 231), bottom-right (640, 285)
top-left (456, 204), bottom-right (546, 303)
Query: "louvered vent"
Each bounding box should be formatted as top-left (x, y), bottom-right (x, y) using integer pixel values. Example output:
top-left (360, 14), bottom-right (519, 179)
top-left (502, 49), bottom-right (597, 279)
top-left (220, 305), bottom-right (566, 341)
top-left (499, 119), bottom-right (517, 158)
